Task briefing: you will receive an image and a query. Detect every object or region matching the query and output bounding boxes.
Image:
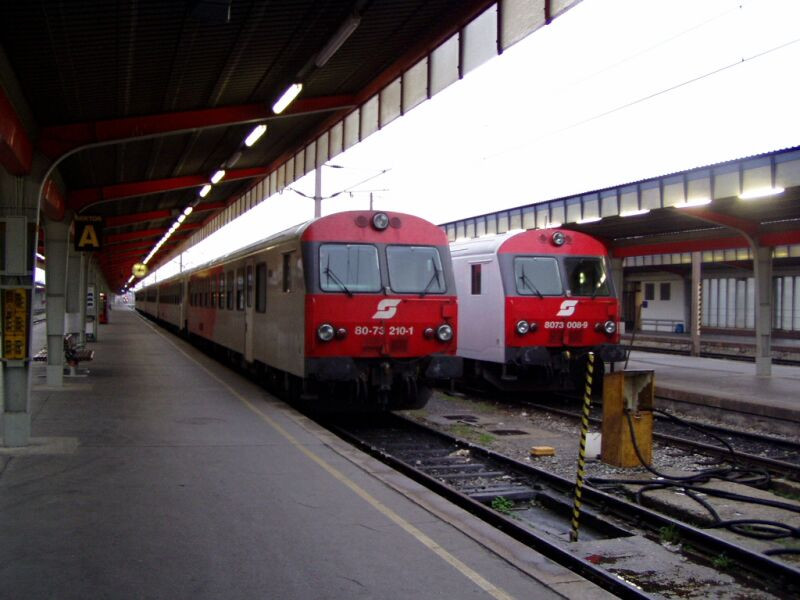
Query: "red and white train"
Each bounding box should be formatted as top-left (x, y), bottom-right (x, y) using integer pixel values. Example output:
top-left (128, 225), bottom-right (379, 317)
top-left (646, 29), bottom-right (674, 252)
top-left (136, 211), bottom-right (461, 410)
top-left (450, 228), bottom-right (624, 391)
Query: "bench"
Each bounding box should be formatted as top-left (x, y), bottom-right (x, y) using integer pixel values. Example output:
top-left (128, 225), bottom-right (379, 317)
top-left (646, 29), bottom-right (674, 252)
top-left (33, 334), bottom-right (94, 376)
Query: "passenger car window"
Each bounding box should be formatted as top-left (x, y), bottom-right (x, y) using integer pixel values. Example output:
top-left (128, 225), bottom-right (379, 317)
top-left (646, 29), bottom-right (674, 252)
top-left (319, 244), bottom-right (381, 293)
top-left (386, 246), bottom-right (445, 294)
top-left (256, 262), bottom-right (267, 312)
top-left (236, 268), bottom-right (244, 310)
top-left (282, 253), bottom-right (292, 293)
top-left (513, 257), bottom-right (562, 296)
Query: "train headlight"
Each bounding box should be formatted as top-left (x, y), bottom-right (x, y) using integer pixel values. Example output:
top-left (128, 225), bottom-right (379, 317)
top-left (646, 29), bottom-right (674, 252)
top-left (424, 327), bottom-right (435, 339)
top-left (372, 212), bottom-right (390, 231)
top-left (552, 231), bottom-right (566, 246)
top-left (515, 320), bottom-right (530, 335)
top-left (317, 323), bottom-right (335, 342)
top-left (436, 324), bottom-right (453, 342)
top-left (603, 320), bottom-right (617, 335)
top-left (336, 327), bottom-right (347, 339)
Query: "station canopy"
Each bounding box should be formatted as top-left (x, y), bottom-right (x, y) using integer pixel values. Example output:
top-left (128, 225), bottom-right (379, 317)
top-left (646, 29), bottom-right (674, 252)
top-left (0, 0), bottom-right (583, 291)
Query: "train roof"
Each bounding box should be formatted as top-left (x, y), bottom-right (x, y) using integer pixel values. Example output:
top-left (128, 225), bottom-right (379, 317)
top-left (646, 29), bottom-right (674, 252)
top-left (449, 228), bottom-right (609, 258)
top-left (142, 210), bottom-right (446, 288)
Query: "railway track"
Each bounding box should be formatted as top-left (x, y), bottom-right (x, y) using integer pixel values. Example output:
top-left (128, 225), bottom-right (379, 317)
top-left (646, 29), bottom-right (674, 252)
top-left (326, 412), bottom-right (800, 600)
top-left (529, 397), bottom-right (800, 482)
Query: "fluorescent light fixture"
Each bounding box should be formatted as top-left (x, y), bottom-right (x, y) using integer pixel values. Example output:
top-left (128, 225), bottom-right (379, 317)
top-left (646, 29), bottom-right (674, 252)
top-left (272, 83), bottom-right (302, 114)
top-left (36, 252), bottom-right (46, 260)
top-left (577, 216), bottom-right (602, 224)
top-left (211, 169), bottom-right (225, 184)
top-left (315, 14), bottom-right (361, 67)
top-left (619, 208), bottom-right (650, 217)
top-left (199, 184), bottom-right (212, 197)
top-left (183, 206), bottom-right (194, 216)
top-left (675, 197), bottom-right (711, 208)
top-left (177, 214), bottom-right (186, 223)
top-left (244, 125), bottom-right (266, 147)
top-left (739, 186), bottom-right (784, 200)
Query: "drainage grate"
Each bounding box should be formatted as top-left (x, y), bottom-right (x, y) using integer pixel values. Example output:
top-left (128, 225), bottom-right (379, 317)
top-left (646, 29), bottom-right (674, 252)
top-left (489, 429), bottom-right (529, 436)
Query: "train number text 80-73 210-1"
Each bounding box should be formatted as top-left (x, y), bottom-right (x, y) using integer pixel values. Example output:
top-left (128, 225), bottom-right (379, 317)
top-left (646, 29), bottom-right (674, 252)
top-left (543, 321), bottom-right (588, 329)
top-left (354, 325), bottom-right (415, 336)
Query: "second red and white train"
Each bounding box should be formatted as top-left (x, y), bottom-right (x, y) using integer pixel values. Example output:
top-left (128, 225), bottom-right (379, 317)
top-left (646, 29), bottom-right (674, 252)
top-left (450, 228), bottom-right (624, 392)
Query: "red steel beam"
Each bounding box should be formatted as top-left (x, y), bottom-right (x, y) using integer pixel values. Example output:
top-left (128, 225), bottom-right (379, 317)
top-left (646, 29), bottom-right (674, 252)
top-left (68, 166), bottom-right (268, 213)
top-left (0, 87), bottom-right (33, 175)
top-left (39, 95), bottom-right (356, 159)
top-left (106, 210), bottom-right (172, 228)
top-left (678, 207), bottom-right (759, 237)
top-left (611, 229), bottom-right (800, 258)
top-left (106, 223), bottom-right (199, 245)
top-left (195, 201), bottom-right (227, 212)
top-left (97, 238), bottom-right (179, 254)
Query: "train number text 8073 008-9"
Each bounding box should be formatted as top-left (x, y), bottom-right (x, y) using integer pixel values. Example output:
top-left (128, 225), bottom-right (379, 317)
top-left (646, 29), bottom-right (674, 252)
top-left (543, 321), bottom-right (589, 329)
top-left (354, 325), bottom-right (415, 336)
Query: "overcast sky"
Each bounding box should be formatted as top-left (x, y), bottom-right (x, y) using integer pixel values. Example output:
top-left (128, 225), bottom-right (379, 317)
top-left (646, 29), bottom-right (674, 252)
top-left (143, 0), bottom-right (800, 284)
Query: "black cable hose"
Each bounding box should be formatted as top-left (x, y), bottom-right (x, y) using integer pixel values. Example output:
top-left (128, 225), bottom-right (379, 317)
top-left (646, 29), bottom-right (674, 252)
top-left (586, 410), bottom-right (799, 548)
top-left (653, 407), bottom-right (736, 455)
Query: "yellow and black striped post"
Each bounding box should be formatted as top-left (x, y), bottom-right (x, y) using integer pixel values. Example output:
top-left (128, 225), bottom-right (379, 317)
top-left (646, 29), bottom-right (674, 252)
top-left (570, 352), bottom-right (595, 542)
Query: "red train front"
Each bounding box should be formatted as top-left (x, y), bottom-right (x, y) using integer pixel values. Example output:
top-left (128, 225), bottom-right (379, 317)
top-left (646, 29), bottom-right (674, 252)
top-left (452, 228), bottom-right (624, 391)
top-left (301, 211), bottom-right (461, 408)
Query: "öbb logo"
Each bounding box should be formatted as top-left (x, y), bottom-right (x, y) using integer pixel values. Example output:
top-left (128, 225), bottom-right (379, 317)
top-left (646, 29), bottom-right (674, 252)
top-left (372, 299), bottom-right (402, 319)
top-left (556, 300), bottom-right (578, 317)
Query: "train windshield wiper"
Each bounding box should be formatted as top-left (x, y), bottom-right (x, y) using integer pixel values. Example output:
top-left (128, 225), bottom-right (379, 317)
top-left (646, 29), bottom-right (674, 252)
top-left (324, 257), bottom-right (353, 297)
top-left (419, 262), bottom-right (442, 297)
top-left (519, 269), bottom-right (543, 299)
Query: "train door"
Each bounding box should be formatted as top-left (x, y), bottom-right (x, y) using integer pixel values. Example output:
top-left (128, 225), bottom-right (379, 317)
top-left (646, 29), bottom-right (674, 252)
top-left (244, 261), bottom-right (255, 363)
top-left (622, 281), bottom-right (639, 332)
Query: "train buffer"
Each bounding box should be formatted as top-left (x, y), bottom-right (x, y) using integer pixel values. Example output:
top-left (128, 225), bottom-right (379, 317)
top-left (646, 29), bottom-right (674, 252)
top-left (33, 334), bottom-right (94, 376)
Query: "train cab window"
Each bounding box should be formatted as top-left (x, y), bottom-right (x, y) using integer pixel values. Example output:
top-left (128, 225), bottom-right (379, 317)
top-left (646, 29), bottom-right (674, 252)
top-left (226, 271), bottom-right (234, 309)
top-left (387, 246), bottom-right (444, 294)
top-left (471, 264), bottom-right (481, 295)
top-left (282, 253), bottom-right (293, 293)
top-left (565, 257), bottom-right (611, 297)
top-left (319, 244), bottom-right (380, 293)
top-left (514, 257), bottom-right (562, 296)
top-left (256, 262), bottom-right (267, 312)
top-left (246, 265), bottom-right (253, 308)
top-left (236, 268), bottom-right (244, 310)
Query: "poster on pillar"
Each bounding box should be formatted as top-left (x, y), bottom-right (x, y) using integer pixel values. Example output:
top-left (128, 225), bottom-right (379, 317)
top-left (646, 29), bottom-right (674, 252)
top-left (2, 288), bottom-right (30, 360)
top-left (86, 285), bottom-right (96, 341)
top-left (74, 215), bottom-right (103, 252)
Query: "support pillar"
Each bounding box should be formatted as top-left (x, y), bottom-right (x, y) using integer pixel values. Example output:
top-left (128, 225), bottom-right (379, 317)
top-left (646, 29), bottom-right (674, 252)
top-left (86, 261), bottom-right (97, 342)
top-left (65, 242), bottom-right (82, 337)
top-left (77, 252), bottom-right (88, 345)
top-left (690, 252), bottom-right (702, 357)
top-left (1, 216), bottom-right (35, 447)
top-left (44, 216), bottom-right (70, 386)
top-left (753, 245), bottom-right (773, 377)
top-left (314, 166), bottom-right (322, 218)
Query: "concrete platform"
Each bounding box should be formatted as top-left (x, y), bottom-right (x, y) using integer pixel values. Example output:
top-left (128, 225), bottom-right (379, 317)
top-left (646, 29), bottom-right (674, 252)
top-left (623, 351), bottom-right (800, 435)
top-left (0, 308), bottom-right (611, 599)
